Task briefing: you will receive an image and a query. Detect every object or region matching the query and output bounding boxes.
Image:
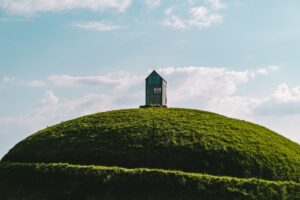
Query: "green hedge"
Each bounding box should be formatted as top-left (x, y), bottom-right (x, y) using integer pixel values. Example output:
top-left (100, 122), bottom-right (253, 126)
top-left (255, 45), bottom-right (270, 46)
top-left (0, 162), bottom-right (299, 200)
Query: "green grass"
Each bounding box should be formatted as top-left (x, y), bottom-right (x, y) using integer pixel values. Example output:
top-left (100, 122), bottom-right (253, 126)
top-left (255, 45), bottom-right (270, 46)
top-left (2, 108), bottom-right (300, 182)
top-left (0, 162), bottom-right (299, 200)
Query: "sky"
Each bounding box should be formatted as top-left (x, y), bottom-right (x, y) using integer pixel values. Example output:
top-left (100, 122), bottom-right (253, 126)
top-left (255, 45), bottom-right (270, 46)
top-left (1, 0), bottom-right (300, 158)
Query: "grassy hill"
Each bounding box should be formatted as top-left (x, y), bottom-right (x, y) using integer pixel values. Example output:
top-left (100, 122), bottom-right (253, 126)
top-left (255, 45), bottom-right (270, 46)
top-left (0, 162), bottom-right (299, 200)
top-left (1, 108), bottom-right (300, 199)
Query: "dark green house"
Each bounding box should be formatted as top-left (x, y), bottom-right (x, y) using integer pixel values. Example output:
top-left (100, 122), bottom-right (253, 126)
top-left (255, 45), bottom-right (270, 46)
top-left (145, 70), bottom-right (167, 106)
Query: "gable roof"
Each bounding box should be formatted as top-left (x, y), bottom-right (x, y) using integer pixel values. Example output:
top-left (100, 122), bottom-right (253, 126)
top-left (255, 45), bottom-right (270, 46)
top-left (146, 70), bottom-right (167, 82)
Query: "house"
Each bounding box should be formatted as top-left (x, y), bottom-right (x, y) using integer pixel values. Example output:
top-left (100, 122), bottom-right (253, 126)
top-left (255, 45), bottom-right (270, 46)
top-left (144, 70), bottom-right (167, 107)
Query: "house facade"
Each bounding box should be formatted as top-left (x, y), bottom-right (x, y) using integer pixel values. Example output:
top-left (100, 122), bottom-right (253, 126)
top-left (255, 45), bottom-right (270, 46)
top-left (145, 70), bottom-right (167, 106)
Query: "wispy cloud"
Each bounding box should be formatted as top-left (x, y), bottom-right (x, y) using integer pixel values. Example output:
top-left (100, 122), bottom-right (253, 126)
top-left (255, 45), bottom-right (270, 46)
top-left (156, 66), bottom-right (283, 118)
top-left (0, 0), bottom-right (132, 16)
top-left (207, 0), bottom-right (225, 11)
top-left (40, 91), bottom-right (59, 105)
top-left (255, 83), bottom-right (300, 116)
top-left (145, 0), bottom-right (161, 9)
top-left (0, 91), bottom-right (113, 128)
top-left (164, 8), bottom-right (187, 29)
top-left (73, 21), bottom-right (126, 32)
top-left (48, 71), bottom-right (142, 89)
top-left (272, 83), bottom-right (300, 103)
top-left (2, 76), bottom-right (15, 83)
top-left (25, 80), bottom-right (47, 88)
top-left (2, 76), bottom-right (47, 88)
top-left (164, 0), bottom-right (225, 29)
top-left (254, 65), bottom-right (280, 75)
top-left (158, 66), bottom-right (250, 106)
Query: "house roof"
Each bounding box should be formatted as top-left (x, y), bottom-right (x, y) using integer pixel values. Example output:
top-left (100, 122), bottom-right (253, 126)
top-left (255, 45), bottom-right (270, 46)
top-left (146, 70), bottom-right (167, 82)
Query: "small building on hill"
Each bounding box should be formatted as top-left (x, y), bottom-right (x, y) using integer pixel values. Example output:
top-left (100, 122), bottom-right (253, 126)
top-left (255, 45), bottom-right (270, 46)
top-left (144, 70), bottom-right (167, 107)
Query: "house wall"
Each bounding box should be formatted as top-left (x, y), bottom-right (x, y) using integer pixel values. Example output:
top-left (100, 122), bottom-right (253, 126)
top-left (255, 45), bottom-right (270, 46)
top-left (162, 80), bottom-right (167, 105)
top-left (146, 79), bottom-right (161, 105)
top-left (145, 73), bottom-right (167, 106)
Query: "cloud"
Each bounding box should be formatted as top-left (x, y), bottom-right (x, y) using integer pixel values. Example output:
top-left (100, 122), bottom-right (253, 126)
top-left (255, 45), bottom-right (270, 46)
top-left (24, 80), bottom-right (48, 88)
top-left (158, 66), bottom-right (300, 119)
top-left (207, 0), bottom-right (225, 11)
top-left (40, 91), bottom-right (59, 105)
top-left (189, 6), bottom-right (223, 28)
top-left (157, 66), bottom-right (250, 112)
top-left (164, 1), bottom-right (224, 29)
top-left (0, 0), bottom-right (132, 15)
top-left (164, 8), bottom-right (188, 29)
top-left (272, 83), bottom-right (300, 102)
top-left (0, 91), bottom-right (113, 128)
top-left (254, 65), bottom-right (280, 75)
top-left (254, 83), bottom-right (300, 116)
top-left (73, 21), bottom-right (126, 32)
top-left (206, 96), bottom-right (261, 118)
top-left (48, 71), bottom-right (143, 89)
top-left (145, 0), bottom-right (160, 9)
top-left (2, 76), bottom-right (15, 83)
top-left (2, 76), bottom-right (47, 88)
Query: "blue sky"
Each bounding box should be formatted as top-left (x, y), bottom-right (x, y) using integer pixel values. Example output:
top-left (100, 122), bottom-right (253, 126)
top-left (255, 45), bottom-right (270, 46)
top-left (1, 0), bottom-right (300, 158)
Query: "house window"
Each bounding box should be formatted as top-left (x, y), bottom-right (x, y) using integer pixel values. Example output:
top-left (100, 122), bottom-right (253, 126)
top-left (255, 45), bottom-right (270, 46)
top-left (154, 88), bottom-right (161, 93)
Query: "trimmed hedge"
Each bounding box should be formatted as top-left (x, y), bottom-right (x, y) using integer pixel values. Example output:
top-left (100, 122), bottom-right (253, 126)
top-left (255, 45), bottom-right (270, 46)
top-left (0, 162), bottom-right (299, 200)
top-left (3, 108), bottom-right (300, 182)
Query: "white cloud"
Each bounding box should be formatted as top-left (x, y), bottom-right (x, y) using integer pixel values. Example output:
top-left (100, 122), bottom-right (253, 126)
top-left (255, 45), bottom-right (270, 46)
top-left (49, 75), bottom-right (117, 86)
top-left (272, 83), bottom-right (300, 102)
top-left (206, 96), bottom-right (261, 118)
top-left (207, 0), bottom-right (225, 11)
top-left (2, 76), bottom-right (47, 88)
top-left (0, 71), bottom-right (141, 131)
top-left (37, 92), bottom-right (113, 119)
top-left (156, 66), bottom-right (288, 119)
top-left (164, 8), bottom-right (187, 29)
top-left (164, 2), bottom-right (224, 30)
top-left (40, 91), bottom-right (59, 105)
top-left (73, 21), bottom-right (126, 32)
top-left (189, 6), bottom-right (223, 28)
top-left (159, 66), bottom-right (300, 118)
top-left (0, 71), bottom-right (146, 138)
top-left (157, 66), bottom-right (251, 115)
top-left (25, 80), bottom-right (47, 88)
top-left (3, 76), bottom-right (15, 83)
top-left (0, 0), bottom-right (132, 15)
top-left (159, 68), bottom-right (257, 119)
top-left (145, 0), bottom-right (160, 9)
top-left (0, 91), bottom-right (113, 129)
top-left (254, 65), bottom-right (280, 75)
top-left (254, 83), bottom-right (300, 116)
top-left (48, 71), bottom-right (143, 89)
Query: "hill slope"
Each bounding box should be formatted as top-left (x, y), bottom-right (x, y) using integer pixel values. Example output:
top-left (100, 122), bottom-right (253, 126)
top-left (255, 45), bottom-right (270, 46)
top-left (1, 162), bottom-right (299, 200)
top-left (2, 108), bottom-right (300, 181)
